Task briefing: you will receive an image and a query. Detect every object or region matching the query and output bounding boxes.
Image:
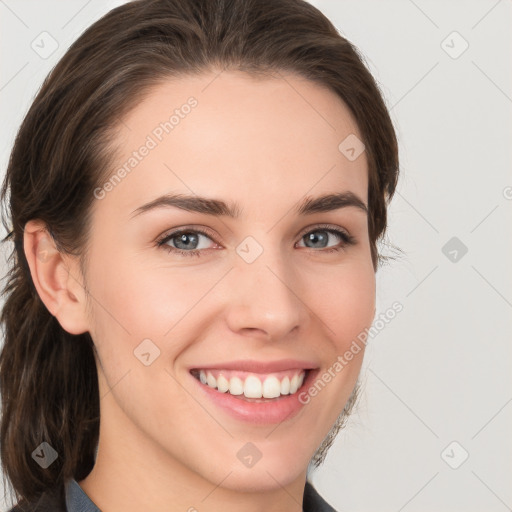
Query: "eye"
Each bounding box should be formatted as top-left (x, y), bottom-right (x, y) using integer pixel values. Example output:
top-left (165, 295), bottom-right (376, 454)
top-left (156, 228), bottom-right (219, 258)
top-left (296, 225), bottom-right (356, 253)
top-left (156, 224), bottom-right (356, 258)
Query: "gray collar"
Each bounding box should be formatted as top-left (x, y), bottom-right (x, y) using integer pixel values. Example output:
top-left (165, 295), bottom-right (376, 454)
top-left (65, 479), bottom-right (101, 512)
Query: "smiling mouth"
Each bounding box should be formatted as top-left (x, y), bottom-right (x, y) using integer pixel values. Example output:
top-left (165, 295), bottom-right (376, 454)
top-left (190, 368), bottom-right (311, 400)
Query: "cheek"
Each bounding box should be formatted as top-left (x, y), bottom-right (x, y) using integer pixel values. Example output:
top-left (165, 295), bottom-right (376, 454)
top-left (88, 252), bottom-right (207, 342)
top-left (307, 260), bottom-right (376, 351)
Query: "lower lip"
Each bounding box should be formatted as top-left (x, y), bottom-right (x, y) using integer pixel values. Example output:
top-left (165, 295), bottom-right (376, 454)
top-left (190, 369), bottom-right (318, 425)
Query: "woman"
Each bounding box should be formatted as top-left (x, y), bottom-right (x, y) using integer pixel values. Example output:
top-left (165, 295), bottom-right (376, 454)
top-left (0, 0), bottom-right (399, 510)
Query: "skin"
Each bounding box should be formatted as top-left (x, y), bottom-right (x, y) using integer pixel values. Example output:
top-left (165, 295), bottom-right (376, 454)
top-left (24, 70), bottom-right (375, 512)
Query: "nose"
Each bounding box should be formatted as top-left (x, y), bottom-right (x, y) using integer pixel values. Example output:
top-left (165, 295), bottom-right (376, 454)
top-left (224, 244), bottom-right (308, 341)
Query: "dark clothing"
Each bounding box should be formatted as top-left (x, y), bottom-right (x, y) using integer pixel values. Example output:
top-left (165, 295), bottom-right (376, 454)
top-left (7, 478), bottom-right (337, 511)
top-left (303, 481), bottom-right (337, 511)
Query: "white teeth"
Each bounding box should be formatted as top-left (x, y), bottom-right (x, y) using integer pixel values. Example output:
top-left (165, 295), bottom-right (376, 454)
top-left (229, 376), bottom-right (244, 395)
top-left (297, 372), bottom-right (305, 389)
top-left (216, 374), bottom-right (229, 393)
top-left (195, 370), bottom-right (307, 399)
top-left (289, 374), bottom-right (299, 394)
top-left (244, 376), bottom-right (262, 398)
top-left (206, 371), bottom-right (217, 389)
top-left (262, 376), bottom-right (281, 398)
top-left (281, 376), bottom-right (290, 395)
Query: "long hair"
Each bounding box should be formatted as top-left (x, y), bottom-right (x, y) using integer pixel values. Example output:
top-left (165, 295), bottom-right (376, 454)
top-left (0, 0), bottom-right (399, 505)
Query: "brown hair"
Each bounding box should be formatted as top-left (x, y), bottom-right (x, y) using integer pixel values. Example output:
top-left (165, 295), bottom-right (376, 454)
top-left (0, 0), bottom-right (399, 506)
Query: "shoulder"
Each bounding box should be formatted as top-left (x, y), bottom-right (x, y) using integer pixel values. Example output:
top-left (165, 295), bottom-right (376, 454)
top-left (303, 480), bottom-right (338, 512)
top-left (6, 484), bottom-right (66, 512)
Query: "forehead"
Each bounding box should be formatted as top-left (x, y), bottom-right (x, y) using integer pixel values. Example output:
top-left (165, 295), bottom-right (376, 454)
top-left (100, 70), bottom-right (368, 217)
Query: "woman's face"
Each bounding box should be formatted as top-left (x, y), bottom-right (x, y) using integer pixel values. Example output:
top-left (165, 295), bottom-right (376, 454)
top-left (79, 70), bottom-right (375, 492)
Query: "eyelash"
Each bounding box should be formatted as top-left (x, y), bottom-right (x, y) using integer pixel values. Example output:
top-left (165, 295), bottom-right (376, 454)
top-left (156, 224), bottom-right (356, 258)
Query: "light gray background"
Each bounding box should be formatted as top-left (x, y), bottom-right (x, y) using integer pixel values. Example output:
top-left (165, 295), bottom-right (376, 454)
top-left (1, 1), bottom-right (511, 511)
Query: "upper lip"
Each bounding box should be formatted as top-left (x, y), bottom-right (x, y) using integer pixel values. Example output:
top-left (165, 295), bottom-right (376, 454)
top-left (189, 359), bottom-right (319, 374)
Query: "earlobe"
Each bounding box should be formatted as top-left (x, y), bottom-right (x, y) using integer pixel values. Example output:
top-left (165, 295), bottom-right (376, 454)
top-left (23, 219), bottom-right (90, 335)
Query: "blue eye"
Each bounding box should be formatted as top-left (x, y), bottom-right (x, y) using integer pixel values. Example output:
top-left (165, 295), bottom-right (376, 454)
top-left (156, 224), bottom-right (356, 258)
top-left (297, 228), bottom-right (355, 252)
top-left (157, 228), bottom-right (216, 257)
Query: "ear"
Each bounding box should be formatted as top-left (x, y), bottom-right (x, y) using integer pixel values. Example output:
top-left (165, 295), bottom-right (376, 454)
top-left (23, 219), bottom-right (90, 335)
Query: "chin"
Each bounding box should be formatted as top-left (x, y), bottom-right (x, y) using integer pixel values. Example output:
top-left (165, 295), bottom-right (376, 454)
top-left (217, 466), bottom-right (307, 493)
top-left (204, 447), bottom-right (311, 493)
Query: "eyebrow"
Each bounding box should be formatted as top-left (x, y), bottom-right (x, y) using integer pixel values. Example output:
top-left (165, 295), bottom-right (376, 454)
top-left (129, 191), bottom-right (368, 219)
